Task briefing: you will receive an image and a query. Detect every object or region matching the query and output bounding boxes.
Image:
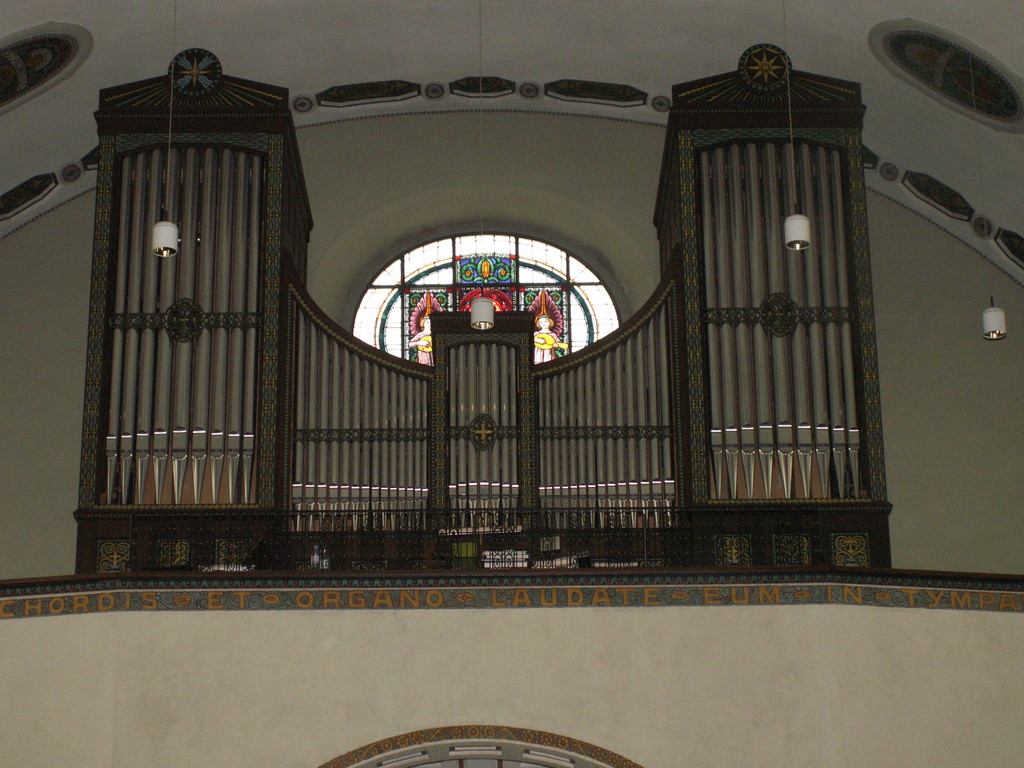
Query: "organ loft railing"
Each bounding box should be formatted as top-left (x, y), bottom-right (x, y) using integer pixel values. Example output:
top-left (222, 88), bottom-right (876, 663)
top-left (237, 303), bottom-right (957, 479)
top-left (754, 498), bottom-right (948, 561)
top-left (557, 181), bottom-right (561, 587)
top-left (74, 46), bottom-right (891, 575)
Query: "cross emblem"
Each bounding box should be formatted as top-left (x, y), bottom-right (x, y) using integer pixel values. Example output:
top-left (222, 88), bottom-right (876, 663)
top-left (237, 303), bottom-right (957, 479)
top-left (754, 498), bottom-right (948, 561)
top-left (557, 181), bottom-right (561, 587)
top-left (472, 422), bottom-right (494, 441)
top-left (469, 413), bottom-right (497, 451)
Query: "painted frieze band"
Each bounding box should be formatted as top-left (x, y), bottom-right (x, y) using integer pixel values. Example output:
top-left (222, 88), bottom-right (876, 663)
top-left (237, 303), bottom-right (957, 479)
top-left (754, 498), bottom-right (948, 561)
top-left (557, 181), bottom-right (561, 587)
top-left (4, 572), bottom-right (1024, 619)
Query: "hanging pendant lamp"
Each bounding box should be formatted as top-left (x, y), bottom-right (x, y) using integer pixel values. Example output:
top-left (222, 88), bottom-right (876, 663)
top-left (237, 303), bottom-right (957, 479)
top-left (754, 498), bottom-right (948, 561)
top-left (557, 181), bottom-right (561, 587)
top-left (784, 213), bottom-right (810, 250)
top-left (152, 219), bottom-right (178, 257)
top-left (982, 297), bottom-right (1006, 340)
top-left (468, 0), bottom-right (493, 333)
top-left (968, 75), bottom-right (1005, 340)
top-left (781, 0), bottom-right (810, 251)
top-left (152, 0), bottom-right (179, 258)
top-left (470, 296), bottom-right (495, 330)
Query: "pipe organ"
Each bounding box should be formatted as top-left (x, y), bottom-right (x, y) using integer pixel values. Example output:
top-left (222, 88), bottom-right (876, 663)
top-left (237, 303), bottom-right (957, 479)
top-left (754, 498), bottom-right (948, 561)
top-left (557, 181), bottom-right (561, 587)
top-left (290, 287), bottom-right (431, 528)
top-left (535, 286), bottom-right (677, 518)
top-left (76, 51), bottom-right (311, 571)
top-left (699, 142), bottom-right (862, 502)
top-left (103, 145), bottom-right (263, 507)
top-left (655, 44), bottom-right (890, 566)
top-left (75, 45), bottom-right (890, 574)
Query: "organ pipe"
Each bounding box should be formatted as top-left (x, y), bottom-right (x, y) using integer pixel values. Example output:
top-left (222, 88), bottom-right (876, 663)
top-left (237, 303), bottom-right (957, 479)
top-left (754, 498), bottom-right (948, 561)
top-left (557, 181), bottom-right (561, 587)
top-left (534, 293), bottom-right (676, 512)
top-left (101, 145), bottom-right (263, 507)
top-left (288, 298), bottom-right (431, 528)
top-left (99, 144), bottom-right (853, 533)
top-left (699, 140), bottom-right (861, 500)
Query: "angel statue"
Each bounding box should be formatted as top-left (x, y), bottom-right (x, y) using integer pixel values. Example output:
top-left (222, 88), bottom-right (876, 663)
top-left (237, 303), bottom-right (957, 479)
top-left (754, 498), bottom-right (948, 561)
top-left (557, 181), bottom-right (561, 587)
top-left (528, 290), bottom-right (569, 363)
top-left (408, 292), bottom-right (442, 365)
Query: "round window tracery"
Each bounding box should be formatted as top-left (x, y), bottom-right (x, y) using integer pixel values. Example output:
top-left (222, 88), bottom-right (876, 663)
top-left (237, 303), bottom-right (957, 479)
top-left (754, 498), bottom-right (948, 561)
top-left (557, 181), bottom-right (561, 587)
top-left (353, 234), bottom-right (619, 363)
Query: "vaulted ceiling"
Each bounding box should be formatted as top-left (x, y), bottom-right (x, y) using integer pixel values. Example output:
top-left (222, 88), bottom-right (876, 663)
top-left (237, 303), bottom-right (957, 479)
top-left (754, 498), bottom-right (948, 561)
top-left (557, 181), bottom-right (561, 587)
top-left (2, 1), bottom-right (1023, 282)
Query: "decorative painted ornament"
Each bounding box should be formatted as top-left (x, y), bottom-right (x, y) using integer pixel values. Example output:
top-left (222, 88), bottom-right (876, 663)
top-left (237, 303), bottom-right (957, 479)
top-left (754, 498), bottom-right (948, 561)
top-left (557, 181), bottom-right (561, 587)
top-left (738, 43), bottom-right (791, 93)
top-left (169, 48), bottom-right (223, 98)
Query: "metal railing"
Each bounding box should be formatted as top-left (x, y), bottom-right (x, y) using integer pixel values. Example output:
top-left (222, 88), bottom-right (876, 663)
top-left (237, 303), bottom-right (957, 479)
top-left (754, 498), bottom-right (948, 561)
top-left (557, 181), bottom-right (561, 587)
top-left (80, 500), bottom-right (890, 572)
top-left (108, 508), bottom-right (692, 572)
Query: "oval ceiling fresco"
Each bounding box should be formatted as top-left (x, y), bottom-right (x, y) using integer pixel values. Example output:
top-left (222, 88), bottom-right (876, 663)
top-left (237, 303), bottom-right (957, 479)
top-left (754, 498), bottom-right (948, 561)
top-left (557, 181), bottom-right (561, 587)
top-left (870, 20), bottom-right (1024, 130)
top-left (0, 22), bottom-right (93, 116)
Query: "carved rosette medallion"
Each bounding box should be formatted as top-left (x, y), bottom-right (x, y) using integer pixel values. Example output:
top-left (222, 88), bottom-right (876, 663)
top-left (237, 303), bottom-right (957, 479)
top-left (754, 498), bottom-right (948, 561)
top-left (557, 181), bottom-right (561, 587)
top-left (165, 298), bottom-right (205, 342)
top-left (760, 292), bottom-right (800, 337)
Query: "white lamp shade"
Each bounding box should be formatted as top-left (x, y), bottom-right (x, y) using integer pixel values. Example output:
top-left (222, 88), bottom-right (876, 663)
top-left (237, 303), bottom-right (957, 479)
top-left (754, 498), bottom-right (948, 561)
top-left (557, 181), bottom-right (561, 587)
top-left (982, 305), bottom-right (1007, 340)
top-left (152, 220), bottom-right (179, 257)
top-left (470, 297), bottom-right (495, 329)
top-left (784, 214), bottom-right (811, 250)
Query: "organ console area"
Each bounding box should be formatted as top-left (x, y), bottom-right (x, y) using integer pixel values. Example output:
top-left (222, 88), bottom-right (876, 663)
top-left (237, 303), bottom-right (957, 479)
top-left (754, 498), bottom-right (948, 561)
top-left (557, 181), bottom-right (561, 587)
top-left (74, 46), bottom-right (891, 574)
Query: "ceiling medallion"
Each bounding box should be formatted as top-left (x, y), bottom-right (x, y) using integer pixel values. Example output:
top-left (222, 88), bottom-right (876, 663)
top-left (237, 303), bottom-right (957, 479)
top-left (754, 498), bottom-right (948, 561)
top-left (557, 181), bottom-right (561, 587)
top-left (518, 82), bottom-right (540, 99)
top-left (60, 162), bottom-right (84, 183)
top-left (972, 215), bottom-right (994, 239)
top-left (869, 21), bottom-right (1024, 131)
top-left (0, 23), bottom-right (93, 116)
top-left (878, 162), bottom-right (899, 181)
top-left (292, 95), bottom-right (315, 113)
top-left (738, 43), bottom-right (791, 93)
top-left (168, 48), bottom-right (223, 98)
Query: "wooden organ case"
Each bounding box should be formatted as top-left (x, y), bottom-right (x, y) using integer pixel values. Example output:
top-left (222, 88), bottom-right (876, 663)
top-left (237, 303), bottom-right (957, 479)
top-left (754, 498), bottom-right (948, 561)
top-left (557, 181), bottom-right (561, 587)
top-left (75, 46), bottom-right (890, 574)
top-left (654, 45), bottom-right (891, 567)
top-left (75, 50), bottom-right (312, 572)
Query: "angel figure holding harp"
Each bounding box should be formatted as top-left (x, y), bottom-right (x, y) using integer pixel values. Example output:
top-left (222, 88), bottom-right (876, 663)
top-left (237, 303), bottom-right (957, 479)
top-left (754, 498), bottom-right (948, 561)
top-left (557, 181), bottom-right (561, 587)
top-left (529, 290), bottom-right (568, 363)
top-left (408, 292), bottom-right (442, 365)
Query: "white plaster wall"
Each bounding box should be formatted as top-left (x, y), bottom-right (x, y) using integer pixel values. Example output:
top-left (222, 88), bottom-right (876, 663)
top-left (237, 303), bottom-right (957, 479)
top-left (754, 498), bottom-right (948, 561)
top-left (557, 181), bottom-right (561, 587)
top-left (869, 198), bottom-right (1024, 572)
top-left (299, 112), bottom-right (664, 324)
top-left (0, 192), bottom-right (93, 579)
top-left (2, 604), bottom-right (1023, 768)
top-left (0, 113), bottom-right (1022, 578)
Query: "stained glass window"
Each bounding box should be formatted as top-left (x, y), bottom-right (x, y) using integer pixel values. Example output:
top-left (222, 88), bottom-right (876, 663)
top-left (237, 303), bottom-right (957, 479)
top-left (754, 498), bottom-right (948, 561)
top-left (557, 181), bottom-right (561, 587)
top-left (353, 234), bottom-right (619, 363)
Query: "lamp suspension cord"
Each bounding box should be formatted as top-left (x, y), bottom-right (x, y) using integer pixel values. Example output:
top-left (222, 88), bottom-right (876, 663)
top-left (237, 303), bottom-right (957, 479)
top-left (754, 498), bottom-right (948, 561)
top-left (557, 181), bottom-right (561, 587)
top-left (782, 0), bottom-right (797, 208)
top-left (477, 0), bottom-right (484, 239)
top-left (164, 0), bottom-right (179, 220)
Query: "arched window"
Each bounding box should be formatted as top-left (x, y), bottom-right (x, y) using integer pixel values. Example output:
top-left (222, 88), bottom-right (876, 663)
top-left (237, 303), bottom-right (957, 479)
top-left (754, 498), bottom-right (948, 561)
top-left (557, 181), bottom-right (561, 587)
top-left (353, 234), bottom-right (619, 362)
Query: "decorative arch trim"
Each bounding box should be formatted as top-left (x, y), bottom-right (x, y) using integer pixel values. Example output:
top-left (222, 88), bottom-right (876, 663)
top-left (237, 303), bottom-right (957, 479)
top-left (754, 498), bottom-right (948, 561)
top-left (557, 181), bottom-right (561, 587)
top-left (317, 725), bottom-right (646, 768)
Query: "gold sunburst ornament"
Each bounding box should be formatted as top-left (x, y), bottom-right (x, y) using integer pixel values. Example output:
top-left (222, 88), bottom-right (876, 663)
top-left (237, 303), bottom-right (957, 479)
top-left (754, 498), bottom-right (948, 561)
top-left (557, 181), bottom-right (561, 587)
top-left (738, 43), bottom-right (791, 93)
top-left (169, 48), bottom-right (223, 97)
